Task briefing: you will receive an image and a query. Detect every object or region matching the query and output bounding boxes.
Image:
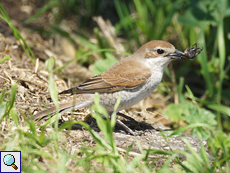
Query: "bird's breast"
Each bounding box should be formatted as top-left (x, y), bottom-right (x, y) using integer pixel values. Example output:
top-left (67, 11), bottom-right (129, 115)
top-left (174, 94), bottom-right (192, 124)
top-left (99, 72), bottom-right (163, 112)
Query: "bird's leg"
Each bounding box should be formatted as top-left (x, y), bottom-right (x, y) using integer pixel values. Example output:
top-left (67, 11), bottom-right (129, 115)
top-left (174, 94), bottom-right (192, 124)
top-left (115, 119), bottom-right (137, 136)
top-left (107, 111), bottom-right (136, 135)
top-left (100, 112), bottom-right (136, 135)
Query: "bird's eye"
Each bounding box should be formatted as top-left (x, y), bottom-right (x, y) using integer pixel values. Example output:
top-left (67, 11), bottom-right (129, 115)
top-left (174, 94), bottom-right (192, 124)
top-left (157, 49), bottom-right (164, 54)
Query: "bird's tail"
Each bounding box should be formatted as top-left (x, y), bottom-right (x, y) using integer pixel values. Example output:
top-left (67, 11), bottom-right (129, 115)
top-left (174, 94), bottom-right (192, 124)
top-left (33, 99), bottom-right (93, 120)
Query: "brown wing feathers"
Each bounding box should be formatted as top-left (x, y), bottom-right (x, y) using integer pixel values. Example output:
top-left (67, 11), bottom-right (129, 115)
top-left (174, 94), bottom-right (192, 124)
top-left (59, 58), bottom-right (151, 95)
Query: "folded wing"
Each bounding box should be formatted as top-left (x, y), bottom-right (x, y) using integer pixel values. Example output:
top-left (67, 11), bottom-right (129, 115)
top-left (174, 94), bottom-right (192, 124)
top-left (59, 58), bottom-right (151, 94)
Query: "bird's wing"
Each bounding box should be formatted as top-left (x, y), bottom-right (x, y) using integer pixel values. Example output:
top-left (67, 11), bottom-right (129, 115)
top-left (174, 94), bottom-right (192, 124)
top-left (59, 58), bottom-right (151, 94)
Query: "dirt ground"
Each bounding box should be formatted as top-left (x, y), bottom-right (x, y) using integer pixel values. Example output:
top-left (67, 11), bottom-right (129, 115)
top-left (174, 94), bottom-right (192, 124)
top-left (0, 0), bottom-right (208, 167)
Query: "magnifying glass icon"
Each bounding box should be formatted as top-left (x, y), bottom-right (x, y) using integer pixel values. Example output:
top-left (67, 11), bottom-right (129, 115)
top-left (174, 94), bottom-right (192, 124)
top-left (3, 154), bottom-right (18, 170)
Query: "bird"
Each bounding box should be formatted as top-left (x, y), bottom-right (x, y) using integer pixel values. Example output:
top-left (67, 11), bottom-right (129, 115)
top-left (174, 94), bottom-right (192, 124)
top-left (33, 40), bottom-right (192, 135)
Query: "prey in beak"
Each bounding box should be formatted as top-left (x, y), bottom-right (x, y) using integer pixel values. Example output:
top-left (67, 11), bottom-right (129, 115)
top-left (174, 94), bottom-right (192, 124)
top-left (165, 43), bottom-right (203, 60)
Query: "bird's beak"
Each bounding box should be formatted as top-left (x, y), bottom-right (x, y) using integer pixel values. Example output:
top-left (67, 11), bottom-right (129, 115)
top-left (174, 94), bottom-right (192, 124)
top-left (165, 50), bottom-right (186, 60)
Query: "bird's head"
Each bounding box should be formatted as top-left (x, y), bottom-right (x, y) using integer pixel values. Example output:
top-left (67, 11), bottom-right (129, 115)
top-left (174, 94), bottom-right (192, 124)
top-left (133, 40), bottom-right (185, 69)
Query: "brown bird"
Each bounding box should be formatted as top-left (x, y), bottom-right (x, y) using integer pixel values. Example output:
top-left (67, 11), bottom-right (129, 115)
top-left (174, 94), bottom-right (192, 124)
top-left (34, 40), bottom-right (201, 135)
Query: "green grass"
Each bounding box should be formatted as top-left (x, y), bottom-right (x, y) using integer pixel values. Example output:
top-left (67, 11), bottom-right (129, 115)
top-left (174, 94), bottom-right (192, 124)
top-left (0, 4), bottom-right (35, 64)
top-left (0, 78), bottom-right (228, 172)
top-left (1, 0), bottom-right (230, 172)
